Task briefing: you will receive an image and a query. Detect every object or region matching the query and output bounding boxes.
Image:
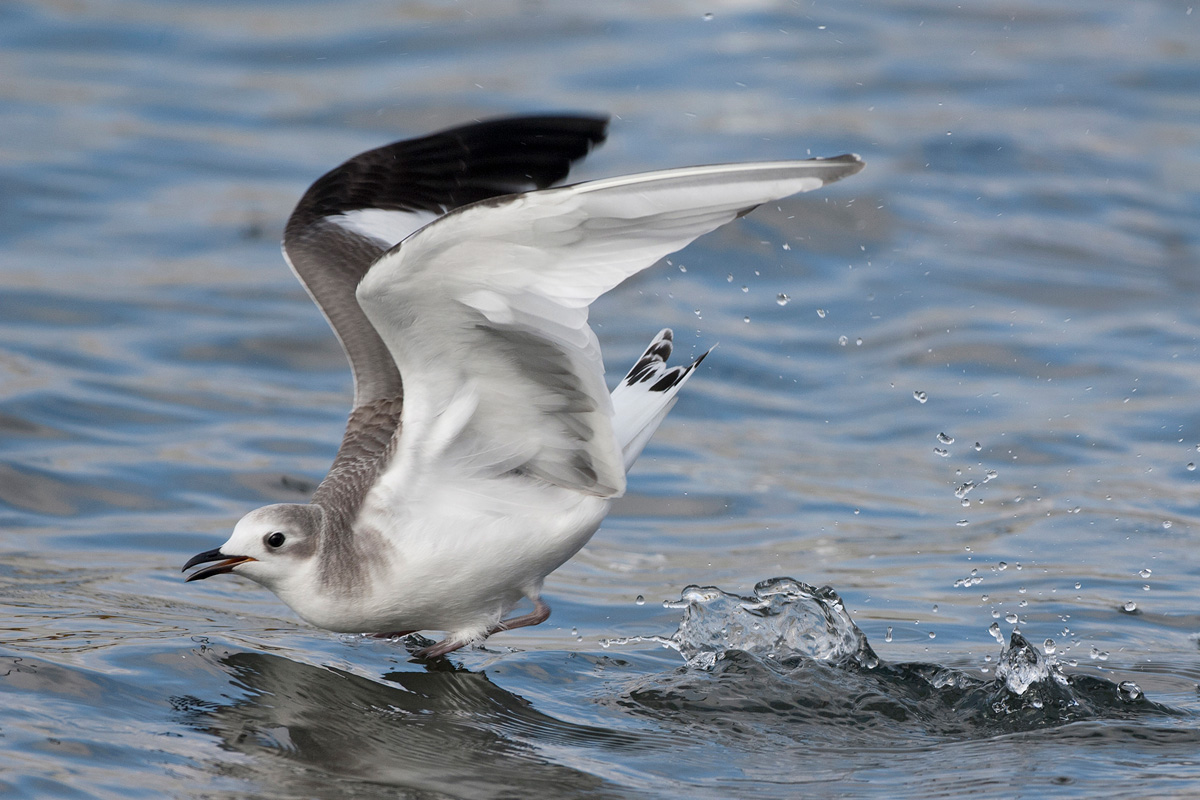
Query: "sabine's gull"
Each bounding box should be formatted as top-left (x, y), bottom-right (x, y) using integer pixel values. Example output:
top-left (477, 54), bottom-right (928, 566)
top-left (183, 114), bottom-right (864, 658)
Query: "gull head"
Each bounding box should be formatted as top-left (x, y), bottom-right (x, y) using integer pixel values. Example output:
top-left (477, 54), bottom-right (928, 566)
top-left (183, 504), bottom-right (324, 597)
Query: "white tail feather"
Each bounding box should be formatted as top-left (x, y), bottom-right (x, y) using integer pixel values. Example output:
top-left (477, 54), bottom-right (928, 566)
top-left (611, 329), bottom-right (711, 471)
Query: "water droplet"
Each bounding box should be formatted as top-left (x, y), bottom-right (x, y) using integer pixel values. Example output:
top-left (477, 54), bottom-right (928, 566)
top-left (776, 293), bottom-right (790, 306)
top-left (1122, 601), bottom-right (1137, 613)
top-left (726, 273), bottom-right (733, 283)
top-left (974, 442), bottom-right (982, 451)
top-left (838, 335), bottom-right (848, 346)
top-left (678, 264), bottom-right (687, 273)
top-left (932, 604), bottom-right (939, 613)
top-left (1188, 463), bottom-right (1196, 471)
top-left (1139, 568), bottom-right (1152, 579)
top-left (1162, 520), bottom-right (1173, 529)
top-left (816, 308), bottom-right (826, 318)
top-left (741, 285), bottom-right (749, 293)
top-left (956, 519), bottom-right (970, 527)
top-left (934, 447), bottom-right (949, 457)
top-left (1005, 612), bottom-right (1019, 624)
top-left (702, 11), bottom-right (714, 20)
top-left (1043, 638), bottom-right (1056, 655)
top-left (937, 432), bottom-right (955, 444)
top-left (960, 499), bottom-right (970, 508)
top-left (635, 595), bottom-right (645, 606)
top-left (988, 622), bottom-right (1003, 643)
top-left (856, 337), bottom-right (863, 346)
top-left (998, 561), bottom-right (1008, 571)
top-left (743, 316), bottom-right (751, 323)
top-left (1074, 582), bottom-right (1082, 590)
top-left (1090, 647), bottom-right (1109, 661)
top-left (955, 481), bottom-right (976, 499)
top-left (983, 469), bottom-right (998, 483)
top-left (914, 390), bottom-right (928, 403)
top-left (693, 309), bottom-right (702, 318)
top-left (1018, 586), bottom-right (1027, 594)
top-left (1143, 584), bottom-right (1150, 591)
top-left (928, 631), bottom-right (936, 639)
top-left (1118, 681), bottom-right (1143, 701)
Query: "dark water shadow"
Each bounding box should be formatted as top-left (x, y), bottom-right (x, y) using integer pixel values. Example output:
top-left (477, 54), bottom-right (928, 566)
top-left (175, 651), bottom-right (641, 800)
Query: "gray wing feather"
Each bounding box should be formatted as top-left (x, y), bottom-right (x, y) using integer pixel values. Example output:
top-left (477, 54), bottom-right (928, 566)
top-left (281, 115), bottom-right (609, 514)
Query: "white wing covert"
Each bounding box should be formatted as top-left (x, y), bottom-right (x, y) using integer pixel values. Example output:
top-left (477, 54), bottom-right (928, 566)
top-left (357, 156), bottom-right (865, 499)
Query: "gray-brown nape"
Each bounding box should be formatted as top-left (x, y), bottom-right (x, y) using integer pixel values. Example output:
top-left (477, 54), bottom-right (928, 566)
top-left (310, 395), bottom-right (403, 589)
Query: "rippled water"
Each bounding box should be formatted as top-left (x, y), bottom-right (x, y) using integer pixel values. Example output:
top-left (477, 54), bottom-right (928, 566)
top-left (2, 1), bottom-right (1198, 797)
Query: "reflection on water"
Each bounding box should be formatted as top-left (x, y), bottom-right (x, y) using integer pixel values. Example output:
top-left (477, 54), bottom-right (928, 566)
top-left (180, 652), bottom-right (633, 800)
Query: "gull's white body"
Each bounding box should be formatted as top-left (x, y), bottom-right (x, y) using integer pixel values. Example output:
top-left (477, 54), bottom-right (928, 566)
top-left (184, 115), bottom-right (863, 656)
top-left (284, 475), bottom-right (608, 639)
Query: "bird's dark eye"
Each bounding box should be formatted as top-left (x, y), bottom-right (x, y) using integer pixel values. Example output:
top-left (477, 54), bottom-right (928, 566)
top-left (266, 531), bottom-right (286, 548)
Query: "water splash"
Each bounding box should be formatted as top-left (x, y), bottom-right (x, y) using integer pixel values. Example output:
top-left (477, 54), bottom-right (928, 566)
top-left (662, 578), bottom-right (879, 670)
top-left (615, 579), bottom-right (1170, 736)
top-left (994, 631), bottom-right (1065, 696)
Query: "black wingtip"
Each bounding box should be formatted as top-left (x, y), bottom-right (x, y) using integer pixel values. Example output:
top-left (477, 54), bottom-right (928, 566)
top-left (288, 113), bottom-right (611, 230)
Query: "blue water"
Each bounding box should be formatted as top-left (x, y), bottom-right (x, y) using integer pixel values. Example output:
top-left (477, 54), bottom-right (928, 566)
top-left (2, 1), bottom-right (1199, 797)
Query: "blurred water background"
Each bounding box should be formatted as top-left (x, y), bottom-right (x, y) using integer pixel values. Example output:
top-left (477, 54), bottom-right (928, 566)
top-left (1, 1), bottom-right (1199, 797)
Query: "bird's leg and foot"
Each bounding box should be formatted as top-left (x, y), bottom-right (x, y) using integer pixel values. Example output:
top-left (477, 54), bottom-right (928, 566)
top-left (413, 598), bottom-right (552, 659)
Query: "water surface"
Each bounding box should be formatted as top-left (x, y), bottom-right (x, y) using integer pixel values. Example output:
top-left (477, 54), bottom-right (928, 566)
top-left (1, 1), bottom-right (1198, 797)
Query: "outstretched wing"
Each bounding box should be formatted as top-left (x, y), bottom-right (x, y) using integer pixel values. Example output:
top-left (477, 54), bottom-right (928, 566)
top-left (283, 115), bottom-right (610, 407)
top-left (280, 115), bottom-right (609, 512)
top-left (356, 155), bottom-right (865, 501)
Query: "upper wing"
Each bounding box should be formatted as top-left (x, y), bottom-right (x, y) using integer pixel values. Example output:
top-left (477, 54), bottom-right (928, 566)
top-left (282, 115), bottom-right (609, 408)
top-left (356, 155), bottom-right (865, 500)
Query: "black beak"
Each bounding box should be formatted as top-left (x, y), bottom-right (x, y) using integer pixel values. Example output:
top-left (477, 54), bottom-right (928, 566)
top-left (183, 547), bottom-right (256, 581)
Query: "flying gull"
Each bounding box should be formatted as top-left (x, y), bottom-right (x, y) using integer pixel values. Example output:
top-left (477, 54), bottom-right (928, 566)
top-left (183, 114), bottom-right (864, 657)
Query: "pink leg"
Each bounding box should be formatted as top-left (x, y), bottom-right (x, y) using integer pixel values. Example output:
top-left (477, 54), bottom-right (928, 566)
top-left (414, 598), bottom-right (552, 659)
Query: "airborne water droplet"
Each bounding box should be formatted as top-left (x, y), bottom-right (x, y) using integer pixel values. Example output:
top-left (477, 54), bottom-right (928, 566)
top-left (1139, 568), bottom-right (1152, 579)
top-left (884, 626), bottom-right (893, 642)
top-left (1122, 601), bottom-right (1137, 613)
top-left (702, 11), bottom-right (714, 20)
top-left (776, 293), bottom-right (790, 306)
top-left (816, 308), bottom-right (826, 318)
top-left (1043, 638), bottom-right (1056, 655)
top-left (914, 391), bottom-right (928, 403)
top-left (1118, 681), bottom-right (1143, 701)
top-left (838, 335), bottom-right (848, 346)
top-left (1005, 612), bottom-right (1019, 624)
top-left (937, 432), bottom-right (954, 444)
top-left (635, 595), bottom-right (645, 606)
